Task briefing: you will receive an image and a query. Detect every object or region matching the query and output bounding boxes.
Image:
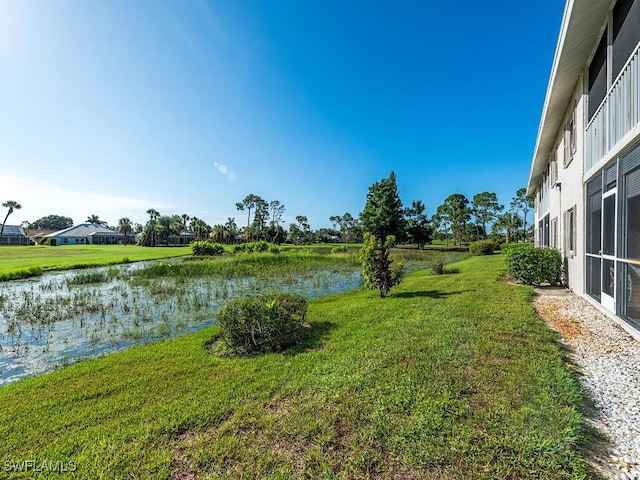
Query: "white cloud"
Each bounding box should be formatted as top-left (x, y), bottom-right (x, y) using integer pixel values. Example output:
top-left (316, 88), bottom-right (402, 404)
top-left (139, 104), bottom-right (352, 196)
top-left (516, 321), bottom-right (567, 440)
top-left (0, 173), bottom-right (174, 226)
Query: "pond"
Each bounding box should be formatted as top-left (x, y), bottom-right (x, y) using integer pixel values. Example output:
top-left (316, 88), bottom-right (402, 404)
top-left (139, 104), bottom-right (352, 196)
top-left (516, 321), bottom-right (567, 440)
top-left (0, 260), bottom-right (362, 386)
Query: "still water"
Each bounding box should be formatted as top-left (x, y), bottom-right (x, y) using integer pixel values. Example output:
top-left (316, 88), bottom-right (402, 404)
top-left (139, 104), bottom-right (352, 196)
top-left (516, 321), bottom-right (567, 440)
top-left (0, 261), bottom-right (362, 385)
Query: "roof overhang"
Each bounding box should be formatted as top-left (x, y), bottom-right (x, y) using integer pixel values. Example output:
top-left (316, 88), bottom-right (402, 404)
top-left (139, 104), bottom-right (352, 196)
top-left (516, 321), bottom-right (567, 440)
top-left (527, 0), bottom-right (613, 195)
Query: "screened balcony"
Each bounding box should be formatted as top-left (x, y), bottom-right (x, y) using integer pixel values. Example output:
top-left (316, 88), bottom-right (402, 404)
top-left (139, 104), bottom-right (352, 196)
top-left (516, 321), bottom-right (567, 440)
top-left (586, 43), bottom-right (640, 171)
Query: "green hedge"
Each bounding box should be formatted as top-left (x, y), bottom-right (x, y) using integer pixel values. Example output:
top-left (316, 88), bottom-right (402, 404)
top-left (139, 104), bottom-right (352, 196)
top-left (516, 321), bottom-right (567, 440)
top-left (506, 244), bottom-right (562, 286)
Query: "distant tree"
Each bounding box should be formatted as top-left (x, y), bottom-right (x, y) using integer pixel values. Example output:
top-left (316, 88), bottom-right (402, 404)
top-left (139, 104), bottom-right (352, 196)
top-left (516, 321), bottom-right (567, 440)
top-left (138, 209), bottom-right (161, 246)
top-left (28, 215), bottom-right (73, 231)
top-left (289, 215), bottom-right (312, 244)
top-left (169, 218), bottom-right (183, 245)
top-left (472, 192), bottom-right (503, 240)
top-left (360, 171), bottom-right (405, 246)
top-left (251, 197), bottom-right (270, 239)
top-left (437, 194), bottom-right (471, 245)
top-left (510, 188), bottom-right (535, 242)
top-left (493, 212), bottom-right (522, 244)
top-left (86, 214), bottom-right (107, 227)
top-left (404, 200), bottom-right (431, 248)
top-left (236, 194), bottom-right (263, 230)
top-left (190, 217), bottom-right (211, 241)
top-left (146, 209), bottom-right (160, 222)
top-left (154, 222), bottom-right (166, 245)
top-left (431, 212), bottom-right (451, 246)
top-left (269, 201), bottom-right (285, 228)
top-left (0, 200), bottom-right (21, 239)
top-left (181, 214), bottom-right (191, 244)
top-left (224, 217), bottom-right (238, 243)
top-left (210, 224), bottom-right (225, 243)
top-left (117, 217), bottom-right (133, 243)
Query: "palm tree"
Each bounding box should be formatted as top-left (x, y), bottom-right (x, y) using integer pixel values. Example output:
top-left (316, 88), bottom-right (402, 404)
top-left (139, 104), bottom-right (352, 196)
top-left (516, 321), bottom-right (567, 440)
top-left (225, 217), bottom-right (237, 244)
top-left (170, 220), bottom-right (183, 245)
top-left (1, 200), bottom-right (22, 239)
top-left (154, 223), bottom-right (166, 246)
top-left (86, 214), bottom-right (105, 226)
top-left (210, 224), bottom-right (225, 243)
top-left (181, 214), bottom-right (190, 245)
top-left (118, 218), bottom-right (133, 244)
top-left (146, 209), bottom-right (160, 222)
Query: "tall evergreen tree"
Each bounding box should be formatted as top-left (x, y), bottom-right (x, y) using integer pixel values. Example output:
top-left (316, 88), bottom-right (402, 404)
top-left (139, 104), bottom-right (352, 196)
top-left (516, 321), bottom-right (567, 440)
top-left (437, 194), bottom-right (471, 245)
top-left (510, 188), bottom-right (535, 242)
top-left (472, 192), bottom-right (503, 240)
top-left (404, 200), bottom-right (431, 248)
top-left (360, 171), bottom-right (405, 246)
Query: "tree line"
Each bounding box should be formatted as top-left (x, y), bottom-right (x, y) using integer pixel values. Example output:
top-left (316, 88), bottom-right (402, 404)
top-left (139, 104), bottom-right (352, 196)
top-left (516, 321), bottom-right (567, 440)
top-left (3, 174), bottom-right (533, 247)
top-left (358, 172), bottom-right (534, 248)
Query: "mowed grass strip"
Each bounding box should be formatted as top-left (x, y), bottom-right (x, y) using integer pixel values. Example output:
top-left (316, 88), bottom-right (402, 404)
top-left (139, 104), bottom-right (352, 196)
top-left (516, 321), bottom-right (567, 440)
top-left (0, 255), bottom-right (594, 479)
top-left (0, 245), bottom-right (191, 279)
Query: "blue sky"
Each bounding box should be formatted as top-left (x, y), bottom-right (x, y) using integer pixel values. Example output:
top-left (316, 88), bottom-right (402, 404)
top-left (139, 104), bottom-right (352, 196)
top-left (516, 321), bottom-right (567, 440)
top-left (0, 0), bottom-right (564, 229)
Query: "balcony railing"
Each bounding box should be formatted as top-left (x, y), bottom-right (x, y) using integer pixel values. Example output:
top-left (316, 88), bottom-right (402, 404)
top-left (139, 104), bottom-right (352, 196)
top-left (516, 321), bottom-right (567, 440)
top-left (586, 44), bottom-right (640, 171)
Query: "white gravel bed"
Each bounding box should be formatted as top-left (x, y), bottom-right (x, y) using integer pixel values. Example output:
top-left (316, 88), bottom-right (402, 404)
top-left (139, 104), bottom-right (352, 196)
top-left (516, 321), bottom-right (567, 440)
top-left (533, 288), bottom-right (640, 480)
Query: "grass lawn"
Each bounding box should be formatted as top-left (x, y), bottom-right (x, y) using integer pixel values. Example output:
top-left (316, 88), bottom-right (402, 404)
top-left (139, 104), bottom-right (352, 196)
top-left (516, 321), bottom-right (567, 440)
top-left (0, 245), bottom-right (192, 280)
top-left (0, 255), bottom-right (594, 479)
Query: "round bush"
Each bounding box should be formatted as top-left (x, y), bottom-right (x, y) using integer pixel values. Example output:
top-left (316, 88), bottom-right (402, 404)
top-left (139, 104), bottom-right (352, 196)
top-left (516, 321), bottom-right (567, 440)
top-left (191, 241), bottom-right (225, 256)
top-left (217, 293), bottom-right (309, 355)
top-left (469, 240), bottom-right (495, 256)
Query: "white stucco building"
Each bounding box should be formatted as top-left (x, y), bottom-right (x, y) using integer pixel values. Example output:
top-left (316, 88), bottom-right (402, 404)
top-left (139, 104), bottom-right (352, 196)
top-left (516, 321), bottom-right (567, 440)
top-left (528, 0), bottom-right (640, 334)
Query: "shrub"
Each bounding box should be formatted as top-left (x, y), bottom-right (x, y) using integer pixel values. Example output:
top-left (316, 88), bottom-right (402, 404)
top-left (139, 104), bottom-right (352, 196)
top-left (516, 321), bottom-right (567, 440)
top-left (469, 240), bottom-right (495, 256)
top-left (430, 256), bottom-right (445, 275)
top-left (506, 245), bottom-right (562, 286)
top-left (191, 241), bottom-right (225, 256)
top-left (358, 233), bottom-right (404, 298)
top-left (232, 242), bottom-right (276, 254)
top-left (500, 242), bottom-right (533, 255)
top-left (331, 245), bottom-right (349, 253)
top-left (268, 244), bottom-right (280, 254)
top-left (217, 293), bottom-right (309, 355)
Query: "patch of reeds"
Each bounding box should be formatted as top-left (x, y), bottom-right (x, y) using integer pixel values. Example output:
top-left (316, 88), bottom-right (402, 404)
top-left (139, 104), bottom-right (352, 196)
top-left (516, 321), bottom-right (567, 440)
top-left (0, 266), bottom-right (44, 282)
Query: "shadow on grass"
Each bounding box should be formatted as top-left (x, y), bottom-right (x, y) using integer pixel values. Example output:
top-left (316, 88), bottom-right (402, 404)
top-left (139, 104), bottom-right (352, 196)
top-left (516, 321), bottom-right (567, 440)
top-left (284, 320), bottom-right (337, 356)
top-left (391, 289), bottom-right (473, 300)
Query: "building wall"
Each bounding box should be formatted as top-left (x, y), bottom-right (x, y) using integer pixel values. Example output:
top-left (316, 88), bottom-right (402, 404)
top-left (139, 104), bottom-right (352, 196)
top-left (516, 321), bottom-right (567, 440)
top-left (534, 79), bottom-right (587, 294)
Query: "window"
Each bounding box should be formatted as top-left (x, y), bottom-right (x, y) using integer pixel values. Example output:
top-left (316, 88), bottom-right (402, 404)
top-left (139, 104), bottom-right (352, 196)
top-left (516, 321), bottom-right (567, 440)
top-left (550, 154), bottom-right (558, 186)
top-left (538, 214), bottom-right (550, 247)
top-left (565, 206), bottom-right (576, 257)
top-left (622, 167), bottom-right (640, 260)
top-left (564, 111), bottom-right (577, 167)
top-left (587, 175), bottom-right (602, 255)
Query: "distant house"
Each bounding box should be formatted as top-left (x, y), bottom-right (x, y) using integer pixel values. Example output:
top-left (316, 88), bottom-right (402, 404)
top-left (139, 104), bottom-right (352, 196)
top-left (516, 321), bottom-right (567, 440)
top-left (25, 229), bottom-right (57, 244)
top-left (528, 0), bottom-right (640, 334)
top-left (44, 223), bottom-right (135, 246)
top-left (0, 225), bottom-right (30, 246)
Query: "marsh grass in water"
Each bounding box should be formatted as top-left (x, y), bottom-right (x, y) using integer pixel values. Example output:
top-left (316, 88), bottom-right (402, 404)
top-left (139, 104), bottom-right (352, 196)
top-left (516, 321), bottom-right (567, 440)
top-left (132, 252), bottom-right (361, 279)
top-left (0, 254), bottom-right (366, 384)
